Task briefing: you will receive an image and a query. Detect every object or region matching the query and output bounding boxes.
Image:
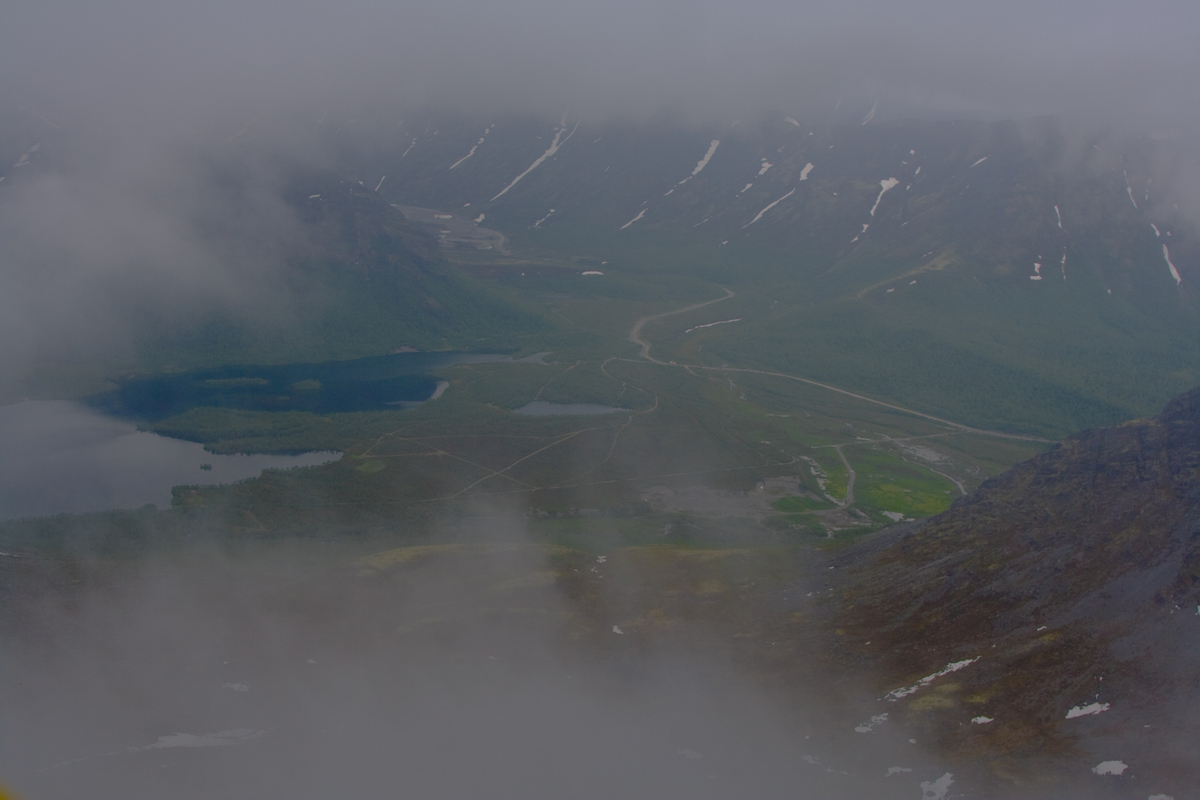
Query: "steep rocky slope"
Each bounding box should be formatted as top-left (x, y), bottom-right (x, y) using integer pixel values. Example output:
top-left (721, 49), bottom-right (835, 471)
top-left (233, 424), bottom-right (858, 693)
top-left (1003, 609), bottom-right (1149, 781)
top-left (834, 386), bottom-right (1200, 796)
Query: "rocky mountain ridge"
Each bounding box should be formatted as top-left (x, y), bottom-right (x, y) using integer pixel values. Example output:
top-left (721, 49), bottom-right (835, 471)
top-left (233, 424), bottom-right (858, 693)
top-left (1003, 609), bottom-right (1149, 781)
top-left (833, 385), bottom-right (1200, 795)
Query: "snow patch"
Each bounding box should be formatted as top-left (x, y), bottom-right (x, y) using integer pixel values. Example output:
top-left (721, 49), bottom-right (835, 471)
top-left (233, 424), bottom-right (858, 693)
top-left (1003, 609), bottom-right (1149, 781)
top-left (886, 767), bottom-right (912, 777)
top-left (620, 209), bottom-right (646, 230)
top-left (785, 117), bottom-right (801, 127)
top-left (1151, 223), bottom-right (1161, 237)
top-left (581, 271), bottom-right (603, 276)
top-left (741, 183), bottom-right (754, 193)
top-left (883, 511), bottom-right (904, 521)
top-left (533, 208), bottom-right (556, 229)
top-left (757, 159), bottom-right (772, 176)
top-left (744, 188), bottom-right (795, 227)
top-left (971, 716), bottom-right (994, 724)
top-left (449, 126), bottom-right (492, 169)
top-left (862, 101), bottom-right (878, 125)
top-left (885, 658), bottom-right (979, 701)
top-left (676, 139), bottom-right (721, 186)
top-left (855, 713), bottom-right (887, 733)
top-left (491, 119), bottom-right (579, 201)
top-left (611, 625), bottom-right (624, 634)
top-left (971, 156), bottom-right (988, 168)
top-left (684, 318), bottom-right (741, 333)
top-left (799, 162), bottom-right (814, 181)
top-left (1124, 171), bottom-right (1138, 208)
top-left (869, 178), bottom-right (900, 216)
top-left (1092, 761), bottom-right (1127, 776)
top-left (308, 194), bottom-right (320, 199)
top-left (1162, 245), bottom-right (1182, 284)
top-left (914, 166), bottom-right (921, 175)
top-left (374, 175), bottom-right (386, 192)
top-left (474, 214), bottom-right (485, 223)
top-left (401, 138), bottom-right (417, 158)
top-left (449, 144), bottom-right (480, 170)
top-left (1055, 205), bottom-right (1063, 229)
top-left (921, 773), bottom-right (954, 800)
top-left (1066, 702), bottom-right (1110, 719)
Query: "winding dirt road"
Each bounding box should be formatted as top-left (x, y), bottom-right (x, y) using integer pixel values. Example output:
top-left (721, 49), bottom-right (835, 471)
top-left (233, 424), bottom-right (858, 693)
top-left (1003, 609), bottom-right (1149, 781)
top-left (628, 288), bottom-right (735, 363)
top-left (628, 289), bottom-right (1047, 444)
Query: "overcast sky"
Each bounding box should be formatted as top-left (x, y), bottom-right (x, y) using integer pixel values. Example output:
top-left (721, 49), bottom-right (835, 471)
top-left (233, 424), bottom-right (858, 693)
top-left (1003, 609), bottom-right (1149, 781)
top-left (3, 1), bottom-right (1199, 134)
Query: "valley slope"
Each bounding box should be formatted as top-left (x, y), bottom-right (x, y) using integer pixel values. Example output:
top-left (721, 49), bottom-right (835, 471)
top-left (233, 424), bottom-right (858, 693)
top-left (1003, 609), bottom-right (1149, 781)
top-left (337, 112), bottom-right (1200, 438)
top-left (832, 386), bottom-right (1200, 796)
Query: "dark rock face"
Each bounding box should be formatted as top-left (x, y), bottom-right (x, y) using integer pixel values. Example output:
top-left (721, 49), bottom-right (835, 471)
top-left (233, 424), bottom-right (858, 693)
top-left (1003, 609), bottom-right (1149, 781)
top-left (837, 386), bottom-right (1200, 795)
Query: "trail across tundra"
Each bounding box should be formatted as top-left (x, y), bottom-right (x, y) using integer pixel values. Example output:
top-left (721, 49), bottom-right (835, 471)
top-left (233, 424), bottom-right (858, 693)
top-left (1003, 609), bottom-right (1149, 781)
top-left (627, 287), bottom-right (1048, 444)
top-left (628, 288), bottom-right (736, 361)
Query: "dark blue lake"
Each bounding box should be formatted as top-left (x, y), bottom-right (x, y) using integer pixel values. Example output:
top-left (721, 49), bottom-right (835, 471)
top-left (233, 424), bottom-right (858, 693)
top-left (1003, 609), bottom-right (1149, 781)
top-left (89, 352), bottom-right (534, 420)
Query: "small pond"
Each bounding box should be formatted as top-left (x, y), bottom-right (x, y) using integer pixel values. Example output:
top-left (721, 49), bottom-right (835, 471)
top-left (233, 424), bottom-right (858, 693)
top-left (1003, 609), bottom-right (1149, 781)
top-left (0, 401), bottom-right (340, 520)
top-left (513, 401), bottom-right (629, 416)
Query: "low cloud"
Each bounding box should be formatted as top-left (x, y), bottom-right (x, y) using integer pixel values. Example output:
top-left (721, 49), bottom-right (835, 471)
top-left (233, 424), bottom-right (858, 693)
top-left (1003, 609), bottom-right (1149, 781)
top-left (4, 2), bottom-right (1198, 129)
top-left (2, 0), bottom-right (1198, 375)
top-left (0, 529), bottom-right (936, 799)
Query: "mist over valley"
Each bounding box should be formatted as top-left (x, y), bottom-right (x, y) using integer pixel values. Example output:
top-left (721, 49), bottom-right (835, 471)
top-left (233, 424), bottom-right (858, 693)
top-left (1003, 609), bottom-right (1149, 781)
top-left (3, 3), bottom-right (1200, 798)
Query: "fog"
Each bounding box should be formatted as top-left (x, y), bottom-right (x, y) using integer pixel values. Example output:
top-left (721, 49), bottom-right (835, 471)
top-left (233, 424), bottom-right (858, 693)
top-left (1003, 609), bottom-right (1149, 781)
top-left (1, 6), bottom-right (1197, 796)
top-left (4, 1), bottom-right (1199, 130)
top-left (3, 0), bottom-right (1198, 378)
top-left (1, 527), bottom-right (944, 799)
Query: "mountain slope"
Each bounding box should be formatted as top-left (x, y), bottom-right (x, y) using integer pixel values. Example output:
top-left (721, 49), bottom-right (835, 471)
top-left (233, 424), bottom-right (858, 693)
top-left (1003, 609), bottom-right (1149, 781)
top-left (325, 112), bottom-right (1200, 436)
top-left (832, 385), bottom-right (1200, 795)
top-left (133, 159), bottom-right (555, 369)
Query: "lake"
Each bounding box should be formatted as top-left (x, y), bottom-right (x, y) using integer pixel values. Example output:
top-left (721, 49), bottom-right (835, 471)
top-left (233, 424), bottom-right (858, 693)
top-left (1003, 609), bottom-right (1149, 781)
top-left (0, 401), bottom-right (340, 520)
top-left (89, 351), bottom-right (547, 420)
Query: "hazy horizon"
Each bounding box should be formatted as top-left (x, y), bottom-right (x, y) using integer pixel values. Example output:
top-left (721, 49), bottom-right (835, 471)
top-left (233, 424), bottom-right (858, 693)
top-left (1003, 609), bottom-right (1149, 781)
top-left (4, 1), bottom-right (1199, 380)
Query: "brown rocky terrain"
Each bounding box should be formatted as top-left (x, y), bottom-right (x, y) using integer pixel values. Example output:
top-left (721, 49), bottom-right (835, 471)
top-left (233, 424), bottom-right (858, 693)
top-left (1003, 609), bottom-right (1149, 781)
top-left (833, 385), bottom-right (1200, 797)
